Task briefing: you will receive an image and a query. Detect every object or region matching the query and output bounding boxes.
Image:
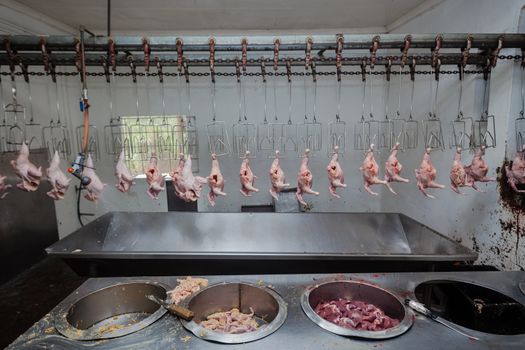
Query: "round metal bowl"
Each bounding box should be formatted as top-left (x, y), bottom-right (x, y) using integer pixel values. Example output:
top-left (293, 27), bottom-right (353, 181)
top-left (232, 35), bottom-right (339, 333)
top-left (180, 282), bottom-right (287, 344)
top-left (301, 280), bottom-right (413, 339)
top-left (54, 281), bottom-right (169, 340)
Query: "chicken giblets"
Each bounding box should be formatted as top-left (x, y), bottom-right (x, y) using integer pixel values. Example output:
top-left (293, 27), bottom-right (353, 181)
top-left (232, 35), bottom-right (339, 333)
top-left (10, 142), bottom-right (42, 192)
top-left (449, 148), bottom-right (469, 194)
top-left (0, 175), bottom-right (12, 199)
top-left (359, 144), bottom-right (387, 196)
top-left (176, 154), bottom-right (207, 202)
top-left (506, 146), bottom-right (525, 193)
top-left (115, 149), bottom-right (134, 193)
top-left (46, 151), bottom-right (71, 200)
top-left (297, 148), bottom-right (319, 205)
top-left (83, 154), bottom-right (106, 202)
top-left (327, 146), bottom-right (346, 198)
top-left (384, 142), bottom-right (409, 195)
top-left (240, 151), bottom-right (259, 196)
top-left (464, 146), bottom-right (496, 192)
top-left (269, 150), bottom-right (289, 200)
top-left (415, 148), bottom-right (444, 199)
top-left (207, 153), bottom-right (226, 206)
top-left (145, 153), bottom-right (165, 199)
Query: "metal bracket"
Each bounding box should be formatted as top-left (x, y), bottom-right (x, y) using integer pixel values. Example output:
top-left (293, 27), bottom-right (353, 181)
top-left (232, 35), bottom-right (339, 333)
top-left (400, 35), bottom-right (411, 68)
top-left (273, 38), bottom-right (280, 71)
top-left (370, 35), bottom-right (380, 69)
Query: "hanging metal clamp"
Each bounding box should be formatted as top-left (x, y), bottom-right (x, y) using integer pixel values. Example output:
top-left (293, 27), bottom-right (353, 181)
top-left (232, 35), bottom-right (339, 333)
top-left (155, 57), bottom-right (163, 83)
top-left (335, 35), bottom-right (343, 71)
top-left (305, 37), bottom-right (313, 69)
top-left (108, 38), bottom-right (117, 72)
top-left (176, 37), bottom-right (184, 72)
top-left (128, 54), bottom-right (137, 83)
top-left (261, 58), bottom-right (266, 83)
top-left (143, 37), bottom-right (151, 73)
top-left (434, 58), bottom-right (441, 81)
top-left (490, 36), bottom-right (503, 67)
top-left (385, 59), bottom-right (392, 82)
top-left (74, 38), bottom-right (83, 80)
top-left (483, 57), bottom-right (491, 81)
top-left (286, 59), bottom-right (292, 83)
top-left (410, 58), bottom-right (416, 82)
top-left (431, 34), bottom-right (443, 68)
top-left (461, 35), bottom-right (472, 68)
top-left (40, 37), bottom-right (50, 74)
top-left (241, 38), bottom-right (248, 72)
top-left (311, 60), bottom-right (317, 83)
top-left (400, 35), bottom-right (411, 68)
top-left (50, 61), bottom-right (57, 83)
top-left (101, 56), bottom-right (110, 83)
top-left (360, 60), bottom-right (367, 82)
top-left (19, 61), bottom-right (29, 83)
top-left (370, 35), bottom-right (380, 69)
top-left (4, 38), bottom-right (17, 74)
top-left (273, 38), bottom-right (280, 71)
top-left (183, 58), bottom-right (190, 83)
top-left (235, 57), bottom-right (241, 83)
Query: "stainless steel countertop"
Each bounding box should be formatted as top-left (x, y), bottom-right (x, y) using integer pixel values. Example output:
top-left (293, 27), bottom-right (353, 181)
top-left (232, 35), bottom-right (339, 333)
top-left (46, 212), bottom-right (477, 261)
top-left (8, 271), bottom-right (525, 349)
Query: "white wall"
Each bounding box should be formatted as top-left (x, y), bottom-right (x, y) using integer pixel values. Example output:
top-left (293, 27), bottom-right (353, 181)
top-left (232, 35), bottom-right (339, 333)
top-left (386, 0), bottom-right (525, 270)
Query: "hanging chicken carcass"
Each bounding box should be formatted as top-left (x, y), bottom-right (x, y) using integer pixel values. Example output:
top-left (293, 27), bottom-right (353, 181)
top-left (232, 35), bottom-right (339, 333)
top-left (10, 142), bottom-right (42, 192)
top-left (449, 148), bottom-right (469, 194)
top-left (115, 149), bottom-right (134, 193)
top-left (207, 153), bottom-right (226, 206)
top-left (46, 151), bottom-right (71, 200)
top-left (384, 142), bottom-right (409, 195)
top-left (83, 154), bottom-right (106, 201)
top-left (297, 148), bottom-right (319, 205)
top-left (327, 146), bottom-right (346, 198)
top-left (415, 148), bottom-right (444, 198)
top-left (506, 145), bottom-right (525, 193)
top-left (145, 153), bottom-right (165, 200)
top-left (240, 151), bottom-right (259, 196)
top-left (359, 144), bottom-right (387, 196)
top-left (464, 146), bottom-right (496, 192)
top-left (269, 150), bottom-right (289, 200)
top-left (174, 154), bottom-right (207, 202)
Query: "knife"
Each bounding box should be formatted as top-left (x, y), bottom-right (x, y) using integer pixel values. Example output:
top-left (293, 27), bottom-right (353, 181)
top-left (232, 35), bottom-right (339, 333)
top-left (146, 294), bottom-right (195, 321)
top-left (405, 299), bottom-right (479, 341)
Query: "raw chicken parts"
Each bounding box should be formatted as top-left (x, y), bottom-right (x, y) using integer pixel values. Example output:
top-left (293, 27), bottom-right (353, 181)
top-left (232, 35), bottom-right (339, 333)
top-left (207, 153), bottom-right (226, 206)
top-left (449, 148), bottom-right (469, 194)
top-left (46, 151), bottom-right (71, 200)
top-left (115, 150), bottom-right (134, 193)
top-left (10, 142), bottom-right (42, 192)
top-left (172, 154), bottom-right (207, 202)
top-left (296, 149), bottom-right (319, 205)
top-left (200, 308), bottom-right (260, 334)
top-left (415, 148), bottom-right (444, 199)
top-left (82, 154), bottom-right (106, 202)
top-left (359, 144), bottom-right (387, 196)
top-left (269, 150), bottom-right (289, 200)
top-left (506, 146), bottom-right (525, 193)
top-left (327, 146), bottom-right (347, 198)
top-left (464, 146), bottom-right (496, 192)
top-left (315, 299), bottom-right (400, 331)
top-left (167, 276), bottom-right (209, 305)
top-left (384, 142), bottom-right (409, 195)
top-left (145, 153), bottom-right (165, 199)
top-left (240, 151), bottom-right (259, 196)
top-left (0, 175), bottom-right (12, 199)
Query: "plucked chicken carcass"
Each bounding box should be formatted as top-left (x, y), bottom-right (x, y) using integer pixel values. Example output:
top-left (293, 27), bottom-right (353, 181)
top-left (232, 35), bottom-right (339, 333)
top-left (415, 148), bottom-right (444, 199)
top-left (506, 145), bottom-right (525, 193)
top-left (170, 154), bottom-right (186, 199)
top-left (115, 149), bottom-right (134, 193)
top-left (83, 154), bottom-right (106, 202)
top-left (167, 276), bottom-right (209, 305)
top-left (46, 151), bottom-right (71, 200)
top-left (449, 148), bottom-right (469, 194)
top-left (176, 154), bottom-right (207, 202)
top-left (359, 144), bottom-right (387, 196)
top-left (327, 146), bottom-right (347, 198)
top-left (297, 148), bottom-right (319, 205)
top-left (240, 151), bottom-right (259, 196)
top-left (10, 142), bottom-right (42, 192)
top-left (384, 142), bottom-right (409, 195)
top-left (200, 307), bottom-right (260, 334)
top-left (145, 153), bottom-right (165, 199)
top-left (269, 150), bottom-right (289, 200)
top-left (464, 146), bottom-right (496, 192)
top-left (207, 153), bottom-right (226, 206)
top-left (0, 175), bottom-right (12, 199)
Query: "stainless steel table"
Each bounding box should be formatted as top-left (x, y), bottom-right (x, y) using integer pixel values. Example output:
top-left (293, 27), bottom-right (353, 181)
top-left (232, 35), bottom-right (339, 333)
top-left (7, 271), bottom-right (525, 349)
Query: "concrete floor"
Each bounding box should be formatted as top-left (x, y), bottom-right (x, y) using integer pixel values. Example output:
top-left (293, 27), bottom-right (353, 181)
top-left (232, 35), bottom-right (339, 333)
top-left (0, 257), bottom-right (86, 349)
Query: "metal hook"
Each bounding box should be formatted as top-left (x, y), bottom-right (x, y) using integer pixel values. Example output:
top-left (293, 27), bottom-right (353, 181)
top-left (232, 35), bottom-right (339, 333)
top-left (370, 35), bottom-right (380, 69)
top-left (74, 38), bottom-right (82, 79)
top-left (127, 54), bottom-right (136, 83)
top-left (385, 59), bottom-right (392, 82)
top-left (305, 37), bottom-right (313, 69)
top-left (101, 56), bottom-right (110, 83)
top-left (273, 38), bottom-right (280, 71)
top-left (261, 59), bottom-right (266, 83)
top-left (361, 60), bottom-right (367, 82)
top-left (155, 56), bottom-right (163, 83)
top-left (19, 61), bottom-right (29, 83)
top-left (335, 35), bottom-right (343, 71)
top-left (286, 59), bottom-right (292, 83)
top-left (108, 38), bottom-right (116, 72)
top-left (4, 38), bottom-right (17, 73)
top-left (434, 58), bottom-right (441, 81)
top-left (235, 57), bottom-right (241, 83)
top-left (431, 34), bottom-right (443, 68)
top-left (50, 61), bottom-right (57, 83)
top-left (40, 37), bottom-right (49, 74)
top-left (183, 57), bottom-right (190, 83)
top-left (400, 35), bottom-right (411, 68)
top-left (241, 38), bottom-right (248, 72)
top-left (491, 36), bottom-right (503, 67)
top-left (209, 37), bottom-right (216, 73)
top-left (461, 35), bottom-right (472, 68)
top-left (311, 60), bottom-right (317, 83)
top-left (176, 37), bottom-right (183, 72)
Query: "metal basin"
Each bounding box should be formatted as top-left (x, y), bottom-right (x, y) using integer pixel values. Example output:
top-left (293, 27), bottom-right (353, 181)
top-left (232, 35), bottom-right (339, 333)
top-left (54, 281), bottom-right (169, 340)
top-left (180, 282), bottom-right (287, 343)
top-left (415, 280), bottom-right (525, 335)
top-left (301, 280), bottom-right (413, 339)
